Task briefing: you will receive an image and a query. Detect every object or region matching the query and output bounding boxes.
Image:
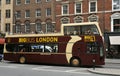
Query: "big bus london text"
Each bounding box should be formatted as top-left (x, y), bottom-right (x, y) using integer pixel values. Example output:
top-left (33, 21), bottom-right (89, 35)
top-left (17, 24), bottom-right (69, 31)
top-left (4, 22), bottom-right (105, 66)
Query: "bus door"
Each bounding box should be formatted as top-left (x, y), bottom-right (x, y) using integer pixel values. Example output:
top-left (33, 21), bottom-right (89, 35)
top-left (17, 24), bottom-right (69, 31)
top-left (85, 42), bottom-right (104, 65)
top-left (84, 35), bottom-right (104, 65)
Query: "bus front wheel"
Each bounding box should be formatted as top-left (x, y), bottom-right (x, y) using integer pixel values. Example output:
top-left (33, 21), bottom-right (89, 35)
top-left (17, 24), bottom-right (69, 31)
top-left (70, 58), bottom-right (80, 67)
top-left (19, 56), bottom-right (26, 64)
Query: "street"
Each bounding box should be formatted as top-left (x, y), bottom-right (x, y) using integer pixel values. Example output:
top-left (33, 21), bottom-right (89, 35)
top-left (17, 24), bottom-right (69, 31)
top-left (0, 61), bottom-right (109, 76)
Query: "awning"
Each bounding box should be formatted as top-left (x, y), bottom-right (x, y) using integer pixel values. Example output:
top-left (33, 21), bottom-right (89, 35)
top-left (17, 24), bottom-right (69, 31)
top-left (109, 36), bottom-right (120, 45)
top-left (114, 24), bottom-right (120, 26)
top-left (0, 38), bottom-right (5, 44)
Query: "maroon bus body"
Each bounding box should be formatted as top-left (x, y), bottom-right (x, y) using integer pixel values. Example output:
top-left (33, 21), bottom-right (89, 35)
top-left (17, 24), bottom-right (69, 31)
top-left (4, 35), bottom-right (105, 66)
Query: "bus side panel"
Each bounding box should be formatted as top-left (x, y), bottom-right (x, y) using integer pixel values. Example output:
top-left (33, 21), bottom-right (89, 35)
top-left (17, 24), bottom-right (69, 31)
top-left (4, 53), bottom-right (68, 65)
top-left (4, 53), bottom-right (18, 62)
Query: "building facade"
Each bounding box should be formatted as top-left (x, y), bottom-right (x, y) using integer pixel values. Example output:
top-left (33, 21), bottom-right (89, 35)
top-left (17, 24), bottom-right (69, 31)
top-left (56, 0), bottom-right (120, 33)
top-left (13, 0), bottom-right (56, 34)
top-left (0, 0), bottom-right (120, 34)
top-left (0, 0), bottom-right (13, 33)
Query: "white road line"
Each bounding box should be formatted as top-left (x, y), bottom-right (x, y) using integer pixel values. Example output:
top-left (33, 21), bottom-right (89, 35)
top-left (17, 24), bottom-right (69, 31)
top-left (32, 67), bottom-right (91, 74)
top-left (0, 66), bottom-right (18, 69)
top-left (65, 69), bottom-right (81, 72)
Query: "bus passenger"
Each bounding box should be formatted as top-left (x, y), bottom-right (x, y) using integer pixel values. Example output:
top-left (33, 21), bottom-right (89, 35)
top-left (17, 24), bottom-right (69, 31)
top-left (85, 29), bottom-right (93, 35)
top-left (20, 48), bottom-right (25, 52)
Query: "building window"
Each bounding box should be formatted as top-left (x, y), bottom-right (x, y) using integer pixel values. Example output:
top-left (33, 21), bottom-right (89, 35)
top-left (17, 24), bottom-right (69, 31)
top-left (46, 8), bottom-right (51, 16)
top-left (5, 23), bottom-right (10, 32)
top-left (36, 0), bottom-right (41, 3)
top-left (25, 21), bottom-right (30, 33)
top-left (75, 2), bottom-right (82, 14)
top-left (113, 19), bottom-right (120, 32)
top-left (0, 0), bottom-right (1, 6)
top-left (46, 0), bottom-right (50, 2)
top-left (46, 22), bottom-right (53, 33)
top-left (36, 22), bottom-right (42, 33)
top-left (36, 9), bottom-right (41, 17)
top-left (89, 1), bottom-right (97, 13)
top-left (88, 15), bottom-right (98, 22)
top-left (25, 10), bottom-right (30, 18)
top-left (16, 0), bottom-right (21, 5)
top-left (6, 10), bottom-right (11, 18)
top-left (56, 0), bottom-right (61, 1)
top-left (62, 4), bottom-right (69, 15)
top-left (61, 17), bottom-right (70, 24)
top-left (25, 0), bottom-right (30, 4)
top-left (74, 16), bottom-right (83, 23)
top-left (112, 0), bottom-right (120, 11)
top-left (16, 24), bottom-right (21, 33)
top-left (0, 10), bottom-right (1, 20)
top-left (6, 0), bottom-right (11, 4)
top-left (15, 11), bottom-right (21, 18)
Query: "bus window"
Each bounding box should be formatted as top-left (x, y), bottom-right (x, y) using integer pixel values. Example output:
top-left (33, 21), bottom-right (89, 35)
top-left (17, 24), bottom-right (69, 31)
top-left (64, 24), bottom-right (99, 35)
top-left (64, 26), bottom-right (80, 35)
top-left (0, 44), bottom-right (4, 54)
top-left (86, 42), bottom-right (99, 54)
top-left (31, 44), bottom-right (44, 52)
top-left (81, 25), bottom-right (99, 35)
top-left (18, 44), bottom-right (26, 52)
top-left (45, 44), bottom-right (58, 53)
top-left (30, 44), bottom-right (58, 53)
top-left (6, 44), bottom-right (16, 52)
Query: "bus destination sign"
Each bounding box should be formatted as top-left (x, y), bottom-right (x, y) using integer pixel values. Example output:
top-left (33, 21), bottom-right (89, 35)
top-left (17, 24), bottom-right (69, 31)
top-left (84, 36), bottom-right (95, 42)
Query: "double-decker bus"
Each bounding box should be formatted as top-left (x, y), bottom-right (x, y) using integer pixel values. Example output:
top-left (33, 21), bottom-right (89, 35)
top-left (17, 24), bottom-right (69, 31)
top-left (4, 22), bottom-right (105, 66)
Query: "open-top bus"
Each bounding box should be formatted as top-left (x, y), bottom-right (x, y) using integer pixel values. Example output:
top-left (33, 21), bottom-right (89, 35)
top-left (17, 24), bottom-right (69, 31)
top-left (4, 22), bottom-right (105, 66)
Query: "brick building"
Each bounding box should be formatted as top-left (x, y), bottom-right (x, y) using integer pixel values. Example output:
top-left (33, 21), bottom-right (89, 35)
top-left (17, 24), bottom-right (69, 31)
top-left (56, 0), bottom-right (120, 33)
top-left (0, 0), bottom-right (120, 34)
top-left (13, 0), bottom-right (56, 34)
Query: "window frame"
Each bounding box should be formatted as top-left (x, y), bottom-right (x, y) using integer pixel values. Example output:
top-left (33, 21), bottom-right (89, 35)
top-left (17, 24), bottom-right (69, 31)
top-left (112, 0), bottom-right (120, 11)
top-left (6, 9), bottom-right (11, 18)
top-left (75, 2), bottom-right (82, 14)
top-left (25, 0), bottom-right (30, 4)
top-left (36, 0), bottom-right (41, 3)
top-left (89, 0), bottom-right (97, 13)
top-left (62, 4), bottom-right (69, 15)
top-left (36, 9), bottom-right (41, 17)
top-left (16, 0), bottom-right (21, 5)
top-left (6, 0), bottom-right (11, 4)
top-left (25, 10), bottom-right (30, 18)
top-left (46, 8), bottom-right (51, 17)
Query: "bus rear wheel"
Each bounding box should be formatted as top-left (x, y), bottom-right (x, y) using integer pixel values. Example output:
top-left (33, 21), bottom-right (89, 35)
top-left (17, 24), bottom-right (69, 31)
top-left (19, 56), bottom-right (26, 64)
top-left (70, 58), bottom-right (80, 67)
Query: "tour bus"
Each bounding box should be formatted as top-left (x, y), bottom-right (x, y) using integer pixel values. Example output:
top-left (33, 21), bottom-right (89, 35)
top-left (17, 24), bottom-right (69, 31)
top-left (4, 22), bottom-right (105, 66)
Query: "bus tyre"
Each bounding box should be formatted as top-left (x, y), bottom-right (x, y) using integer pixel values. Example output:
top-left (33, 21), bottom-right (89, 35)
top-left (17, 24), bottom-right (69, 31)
top-left (70, 58), bottom-right (80, 67)
top-left (19, 56), bottom-right (26, 64)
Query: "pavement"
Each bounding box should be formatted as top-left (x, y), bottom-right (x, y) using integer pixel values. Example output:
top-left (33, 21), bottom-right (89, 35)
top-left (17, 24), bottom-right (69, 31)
top-left (88, 58), bottom-right (120, 76)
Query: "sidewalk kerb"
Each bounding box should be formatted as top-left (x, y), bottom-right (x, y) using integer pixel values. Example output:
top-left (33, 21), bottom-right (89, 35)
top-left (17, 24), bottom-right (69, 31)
top-left (87, 68), bottom-right (120, 76)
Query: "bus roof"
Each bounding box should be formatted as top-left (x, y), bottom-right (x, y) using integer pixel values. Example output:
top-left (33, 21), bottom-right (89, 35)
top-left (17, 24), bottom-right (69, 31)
top-left (61, 22), bottom-right (99, 26)
top-left (5, 33), bottom-right (63, 38)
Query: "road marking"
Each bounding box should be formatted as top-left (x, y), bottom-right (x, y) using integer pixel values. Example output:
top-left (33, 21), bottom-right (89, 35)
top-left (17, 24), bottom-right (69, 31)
top-left (32, 67), bottom-right (91, 74)
top-left (0, 66), bottom-right (18, 69)
top-left (65, 69), bottom-right (81, 72)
